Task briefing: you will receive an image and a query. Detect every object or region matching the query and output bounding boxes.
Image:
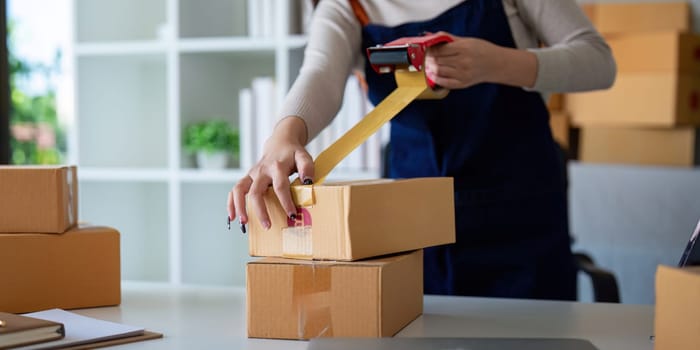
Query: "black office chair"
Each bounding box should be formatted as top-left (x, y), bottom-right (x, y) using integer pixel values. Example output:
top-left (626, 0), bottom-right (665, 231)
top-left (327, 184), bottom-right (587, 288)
top-left (380, 142), bottom-right (621, 303)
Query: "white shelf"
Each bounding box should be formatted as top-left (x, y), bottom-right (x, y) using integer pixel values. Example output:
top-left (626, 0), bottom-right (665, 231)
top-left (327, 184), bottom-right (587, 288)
top-left (79, 181), bottom-right (170, 282)
top-left (179, 169), bottom-right (247, 182)
top-left (75, 41), bottom-right (168, 56)
top-left (76, 54), bottom-right (168, 168)
top-left (178, 37), bottom-right (278, 52)
top-left (75, 0), bottom-right (168, 43)
top-left (282, 35), bottom-right (308, 49)
top-left (79, 168), bottom-right (171, 182)
top-left (72, 0), bottom-right (379, 287)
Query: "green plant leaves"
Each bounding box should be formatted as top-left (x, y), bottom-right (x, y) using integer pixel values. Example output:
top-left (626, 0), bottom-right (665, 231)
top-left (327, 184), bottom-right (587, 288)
top-left (183, 120), bottom-right (240, 155)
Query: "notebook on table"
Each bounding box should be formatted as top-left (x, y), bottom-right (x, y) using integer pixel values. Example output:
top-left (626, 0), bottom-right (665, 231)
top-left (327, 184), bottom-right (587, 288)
top-left (14, 309), bottom-right (162, 350)
top-left (0, 312), bottom-right (65, 348)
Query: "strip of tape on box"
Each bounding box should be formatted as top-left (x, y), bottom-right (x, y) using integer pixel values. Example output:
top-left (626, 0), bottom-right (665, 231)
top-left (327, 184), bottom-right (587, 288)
top-left (293, 263), bottom-right (332, 339)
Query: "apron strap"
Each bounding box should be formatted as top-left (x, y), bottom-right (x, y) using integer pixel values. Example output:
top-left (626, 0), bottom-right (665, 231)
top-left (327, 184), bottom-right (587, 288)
top-left (348, 0), bottom-right (370, 26)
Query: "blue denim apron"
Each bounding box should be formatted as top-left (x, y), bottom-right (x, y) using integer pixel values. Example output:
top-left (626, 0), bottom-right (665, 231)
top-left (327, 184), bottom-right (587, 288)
top-left (360, 0), bottom-right (576, 300)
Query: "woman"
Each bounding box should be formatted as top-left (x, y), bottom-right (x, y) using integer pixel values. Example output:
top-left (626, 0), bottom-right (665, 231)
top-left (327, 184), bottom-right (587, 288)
top-left (228, 0), bottom-right (615, 300)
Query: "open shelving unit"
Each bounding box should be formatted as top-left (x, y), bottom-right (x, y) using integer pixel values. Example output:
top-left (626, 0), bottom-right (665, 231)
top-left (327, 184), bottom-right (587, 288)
top-left (71, 0), bottom-right (381, 286)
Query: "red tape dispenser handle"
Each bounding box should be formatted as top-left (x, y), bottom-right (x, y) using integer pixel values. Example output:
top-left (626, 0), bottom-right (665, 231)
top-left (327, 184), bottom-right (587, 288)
top-left (367, 33), bottom-right (454, 89)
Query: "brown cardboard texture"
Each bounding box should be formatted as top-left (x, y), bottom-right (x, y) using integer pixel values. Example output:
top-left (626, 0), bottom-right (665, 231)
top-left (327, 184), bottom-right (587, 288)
top-left (248, 178), bottom-right (455, 261)
top-left (581, 2), bottom-right (690, 34)
top-left (0, 165), bottom-right (78, 233)
top-left (568, 73), bottom-right (700, 127)
top-left (0, 225), bottom-right (121, 313)
top-left (655, 265), bottom-right (700, 350)
top-left (579, 126), bottom-right (699, 167)
top-left (549, 111), bottom-right (570, 149)
top-left (606, 32), bottom-right (700, 75)
top-left (547, 93), bottom-right (564, 112)
top-left (247, 249), bottom-right (423, 339)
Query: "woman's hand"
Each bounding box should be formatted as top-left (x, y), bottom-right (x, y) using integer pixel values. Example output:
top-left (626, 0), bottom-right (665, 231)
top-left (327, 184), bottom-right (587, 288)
top-left (424, 31), bottom-right (538, 89)
top-left (227, 116), bottom-right (314, 232)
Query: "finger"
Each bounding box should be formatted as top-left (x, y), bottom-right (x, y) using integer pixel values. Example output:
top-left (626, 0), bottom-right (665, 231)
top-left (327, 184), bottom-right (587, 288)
top-left (232, 175), bottom-right (253, 226)
top-left (295, 150), bottom-right (315, 184)
top-left (428, 74), bottom-right (465, 90)
top-left (270, 165), bottom-right (297, 220)
top-left (227, 190), bottom-right (235, 221)
top-left (248, 174), bottom-right (273, 230)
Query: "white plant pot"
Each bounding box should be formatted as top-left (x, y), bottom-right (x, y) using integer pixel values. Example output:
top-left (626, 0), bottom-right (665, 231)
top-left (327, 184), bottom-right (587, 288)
top-left (196, 151), bottom-right (228, 169)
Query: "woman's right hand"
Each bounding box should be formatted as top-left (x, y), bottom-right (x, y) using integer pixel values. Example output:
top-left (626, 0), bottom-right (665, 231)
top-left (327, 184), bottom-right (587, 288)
top-left (227, 116), bottom-right (314, 232)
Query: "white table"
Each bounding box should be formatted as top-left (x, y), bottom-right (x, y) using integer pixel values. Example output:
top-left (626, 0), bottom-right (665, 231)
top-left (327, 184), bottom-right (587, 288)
top-left (72, 282), bottom-right (654, 350)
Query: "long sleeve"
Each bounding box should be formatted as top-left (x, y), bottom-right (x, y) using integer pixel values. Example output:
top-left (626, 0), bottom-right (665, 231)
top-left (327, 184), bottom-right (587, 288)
top-left (277, 0), bottom-right (361, 142)
top-left (510, 0), bottom-right (617, 92)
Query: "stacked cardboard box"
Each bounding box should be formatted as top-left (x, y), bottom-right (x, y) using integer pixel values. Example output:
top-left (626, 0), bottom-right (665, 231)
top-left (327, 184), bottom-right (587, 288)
top-left (246, 178), bottom-right (456, 339)
top-left (569, 2), bottom-right (700, 167)
top-left (654, 265), bottom-right (700, 350)
top-left (0, 166), bottom-right (121, 313)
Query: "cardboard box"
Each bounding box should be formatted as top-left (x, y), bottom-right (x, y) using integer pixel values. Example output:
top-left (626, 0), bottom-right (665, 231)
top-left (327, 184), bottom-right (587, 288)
top-left (248, 178), bottom-right (455, 261)
top-left (0, 225), bottom-right (121, 313)
top-left (579, 126), bottom-right (699, 167)
top-left (550, 111), bottom-right (570, 149)
top-left (568, 73), bottom-right (700, 127)
top-left (547, 93), bottom-right (564, 112)
top-left (581, 2), bottom-right (690, 34)
top-left (0, 165), bottom-right (78, 233)
top-left (247, 249), bottom-right (423, 339)
top-left (655, 265), bottom-right (700, 350)
top-left (606, 32), bottom-right (700, 75)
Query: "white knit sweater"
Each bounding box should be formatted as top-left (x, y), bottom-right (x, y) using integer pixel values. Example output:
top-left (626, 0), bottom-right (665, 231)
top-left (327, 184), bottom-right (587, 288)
top-left (280, 0), bottom-right (616, 140)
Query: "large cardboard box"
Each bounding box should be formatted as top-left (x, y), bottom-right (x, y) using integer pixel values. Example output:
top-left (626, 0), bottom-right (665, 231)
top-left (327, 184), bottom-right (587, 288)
top-left (0, 225), bottom-right (121, 313)
top-left (0, 165), bottom-right (78, 233)
top-left (579, 126), bottom-right (699, 167)
top-left (247, 249), bottom-right (423, 339)
top-left (581, 2), bottom-right (690, 34)
top-left (606, 32), bottom-right (700, 75)
top-left (655, 265), bottom-right (700, 350)
top-left (568, 73), bottom-right (700, 127)
top-left (248, 178), bottom-right (455, 261)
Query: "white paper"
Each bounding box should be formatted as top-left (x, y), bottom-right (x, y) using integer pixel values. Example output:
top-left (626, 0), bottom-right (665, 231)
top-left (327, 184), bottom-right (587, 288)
top-left (17, 309), bottom-right (144, 350)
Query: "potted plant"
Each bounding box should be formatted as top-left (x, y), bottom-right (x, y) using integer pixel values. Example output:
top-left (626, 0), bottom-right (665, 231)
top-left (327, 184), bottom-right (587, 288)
top-left (183, 120), bottom-right (239, 169)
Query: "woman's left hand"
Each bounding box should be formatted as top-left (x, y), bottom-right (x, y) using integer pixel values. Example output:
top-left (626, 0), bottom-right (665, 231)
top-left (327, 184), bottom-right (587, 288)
top-left (424, 31), bottom-right (537, 89)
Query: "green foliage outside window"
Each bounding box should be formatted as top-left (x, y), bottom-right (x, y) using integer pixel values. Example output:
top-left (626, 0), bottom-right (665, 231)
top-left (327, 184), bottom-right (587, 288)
top-left (8, 22), bottom-right (66, 164)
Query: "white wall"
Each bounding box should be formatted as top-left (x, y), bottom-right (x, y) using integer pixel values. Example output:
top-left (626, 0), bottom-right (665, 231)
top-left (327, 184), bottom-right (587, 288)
top-left (570, 164), bottom-right (700, 304)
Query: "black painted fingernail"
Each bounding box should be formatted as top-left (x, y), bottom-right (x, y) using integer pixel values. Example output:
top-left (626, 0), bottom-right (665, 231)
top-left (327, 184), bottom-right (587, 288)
top-left (303, 178), bottom-right (313, 185)
top-left (290, 213), bottom-right (297, 220)
top-left (240, 224), bottom-right (247, 234)
top-left (227, 216), bottom-right (231, 230)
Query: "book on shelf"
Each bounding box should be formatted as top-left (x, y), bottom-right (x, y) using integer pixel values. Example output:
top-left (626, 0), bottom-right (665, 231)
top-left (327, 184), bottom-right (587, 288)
top-left (252, 77), bottom-right (277, 164)
top-left (246, 0), bottom-right (275, 37)
top-left (239, 88), bottom-right (254, 169)
top-left (247, 0), bottom-right (316, 37)
top-left (238, 76), bottom-right (278, 166)
top-left (0, 312), bottom-right (65, 349)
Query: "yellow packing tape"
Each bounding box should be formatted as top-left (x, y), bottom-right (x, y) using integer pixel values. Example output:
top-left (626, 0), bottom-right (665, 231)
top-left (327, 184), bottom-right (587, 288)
top-left (291, 70), bottom-right (446, 206)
